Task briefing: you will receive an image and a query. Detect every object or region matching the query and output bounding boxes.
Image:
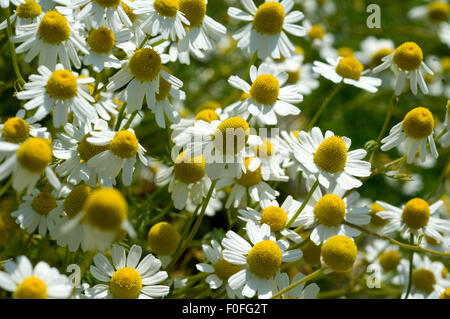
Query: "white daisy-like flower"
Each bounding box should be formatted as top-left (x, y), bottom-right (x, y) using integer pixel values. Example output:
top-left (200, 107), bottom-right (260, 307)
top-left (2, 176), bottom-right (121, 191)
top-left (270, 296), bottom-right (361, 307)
top-left (228, 63), bottom-right (302, 125)
top-left (297, 187), bottom-right (371, 245)
top-left (287, 127), bottom-right (371, 190)
top-left (185, 190), bottom-right (225, 217)
top-left (223, 220), bottom-right (303, 299)
top-left (196, 239), bottom-right (243, 298)
top-left (440, 101), bottom-right (450, 147)
top-left (85, 245), bottom-right (169, 299)
top-left (16, 64), bottom-right (96, 128)
top-left (426, 56), bottom-right (450, 99)
top-left (273, 271), bottom-right (320, 299)
top-left (302, 20), bottom-right (335, 59)
top-left (313, 56), bottom-right (382, 93)
top-left (438, 22), bottom-right (450, 48)
top-left (296, 0), bottom-right (336, 17)
top-left (228, 0), bottom-right (306, 60)
top-left (0, 255), bottom-right (73, 299)
top-left (87, 86), bottom-right (120, 122)
top-left (376, 198), bottom-right (450, 243)
top-left (408, 0), bottom-right (449, 24)
top-left (354, 36), bottom-right (395, 68)
top-left (373, 41), bottom-right (434, 95)
top-left (381, 106), bottom-right (438, 164)
top-left (364, 239), bottom-right (401, 284)
top-left (0, 0), bottom-right (44, 33)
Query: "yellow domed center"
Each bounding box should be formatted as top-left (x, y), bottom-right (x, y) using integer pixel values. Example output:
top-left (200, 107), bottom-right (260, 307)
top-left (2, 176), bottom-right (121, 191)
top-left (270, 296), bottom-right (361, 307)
top-left (213, 117), bottom-right (250, 155)
top-left (308, 25), bottom-right (325, 40)
top-left (2, 117), bottom-right (30, 144)
top-left (338, 47), bottom-right (354, 58)
top-left (94, 0), bottom-right (120, 8)
top-left (38, 11), bottom-right (71, 45)
top-left (371, 48), bottom-right (393, 67)
top-left (286, 69), bottom-right (300, 84)
top-left (15, 276), bottom-right (47, 299)
top-left (129, 48), bottom-right (162, 82)
top-left (173, 150), bottom-right (205, 184)
top-left (179, 0), bottom-right (206, 27)
top-left (156, 66), bottom-right (172, 101)
top-left (121, 0), bottom-right (137, 22)
top-left (154, 0), bottom-right (179, 17)
top-left (255, 139), bottom-right (273, 157)
top-left (87, 27), bottom-right (115, 54)
top-left (84, 188), bottom-right (128, 231)
top-left (428, 1), bottom-right (449, 22)
top-left (247, 240), bottom-right (282, 278)
top-left (110, 130), bottom-right (139, 159)
top-left (441, 57), bottom-right (450, 73)
top-left (236, 158), bottom-right (262, 187)
top-left (17, 138), bottom-right (52, 173)
top-left (379, 250), bottom-right (400, 271)
top-left (32, 192), bottom-right (57, 216)
top-left (250, 74), bottom-right (280, 105)
top-left (252, 2), bottom-right (285, 35)
top-left (77, 133), bottom-right (109, 162)
top-left (260, 206), bottom-right (288, 231)
top-left (196, 100), bottom-right (221, 113)
top-left (393, 42), bottom-right (423, 71)
top-left (110, 267), bottom-right (142, 299)
top-left (314, 194), bottom-right (346, 227)
top-left (195, 109), bottom-right (219, 123)
top-left (16, 0), bottom-right (42, 19)
top-left (147, 221), bottom-right (180, 256)
top-left (64, 184), bottom-right (92, 218)
top-left (46, 70), bottom-right (78, 100)
top-left (313, 136), bottom-right (348, 174)
top-left (369, 202), bottom-right (388, 228)
top-left (335, 57), bottom-right (363, 80)
top-left (412, 268), bottom-right (436, 293)
top-left (401, 198), bottom-right (430, 230)
top-left (402, 107), bottom-right (434, 140)
top-left (439, 287), bottom-right (450, 299)
top-left (321, 235), bottom-right (357, 272)
top-left (214, 258), bottom-right (241, 281)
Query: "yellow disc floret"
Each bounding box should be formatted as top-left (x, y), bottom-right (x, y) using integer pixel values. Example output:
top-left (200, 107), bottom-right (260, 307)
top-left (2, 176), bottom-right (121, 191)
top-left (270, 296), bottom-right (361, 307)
top-left (84, 188), bottom-right (128, 231)
top-left (335, 56), bottom-right (363, 80)
top-left (439, 287), bottom-right (450, 299)
top-left (94, 0), bottom-right (120, 7)
top-left (46, 70), bottom-right (78, 100)
top-left (401, 198), bottom-right (430, 230)
top-left (250, 74), bottom-right (280, 105)
top-left (87, 27), bottom-right (115, 54)
top-left (195, 109), bottom-right (219, 123)
top-left (15, 276), bottom-right (47, 299)
top-left (255, 139), bottom-right (273, 157)
top-left (110, 130), bottom-right (139, 159)
top-left (213, 117), bottom-right (249, 154)
top-left (32, 192), bottom-right (57, 216)
top-left (156, 66), bottom-right (172, 101)
top-left (371, 48), bottom-right (393, 67)
top-left (412, 268), bottom-right (436, 293)
top-left (314, 194), bottom-right (346, 227)
top-left (147, 221), bottom-right (180, 256)
top-left (402, 107), bottom-right (434, 140)
top-left (369, 202), bottom-right (388, 228)
top-left (235, 158), bottom-right (262, 187)
top-left (17, 138), bottom-right (52, 173)
top-left (121, 0), bottom-right (137, 22)
top-left (179, 0), bottom-right (206, 27)
top-left (196, 100), bottom-right (221, 112)
top-left (77, 133), bottom-right (109, 162)
top-left (313, 136), bottom-right (348, 174)
top-left (321, 235), bottom-right (357, 272)
top-left (260, 206), bottom-right (288, 231)
top-left (64, 184), bottom-right (92, 218)
top-left (393, 42), bottom-right (423, 71)
top-left (308, 25), bottom-right (325, 40)
top-left (428, 1), bottom-right (449, 23)
top-left (247, 240), bottom-right (282, 278)
top-left (154, 0), bottom-right (179, 17)
top-left (38, 11), bottom-right (71, 45)
top-left (2, 117), bottom-right (30, 144)
top-left (252, 2), bottom-right (285, 35)
top-left (338, 47), bottom-right (354, 58)
top-left (214, 258), bottom-right (241, 281)
top-left (173, 150), bottom-right (205, 184)
top-left (379, 250), bottom-right (400, 271)
top-left (109, 267), bottom-right (142, 299)
top-left (286, 69), bottom-right (300, 84)
top-left (129, 48), bottom-right (162, 82)
top-left (16, 0), bottom-right (42, 19)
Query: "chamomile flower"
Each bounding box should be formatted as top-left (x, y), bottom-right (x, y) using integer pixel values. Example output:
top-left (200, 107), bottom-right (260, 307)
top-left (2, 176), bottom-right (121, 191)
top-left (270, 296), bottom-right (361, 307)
top-left (302, 20), bottom-right (335, 59)
top-left (196, 239), bottom-right (243, 298)
top-left (88, 87), bottom-right (120, 122)
top-left (227, 63), bottom-right (302, 125)
top-left (0, 0), bottom-right (43, 33)
top-left (228, 0), bottom-right (306, 60)
top-left (364, 239), bottom-right (401, 283)
top-left (373, 41), bottom-right (434, 95)
top-left (223, 220), bottom-right (303, 299)
top-left (438, 22), bottom-right (450, 47)
top-left (354, 36), bottom-right (395, 69)
top-left (426, 56), bottom-right (450, 99)
top-left (381, 107), bottom-right (438, 163)
top-left (408, 1), bottom-right (449, 24)
top-left (0, 255), bottom-right (73, 299)
top-left (440, 102), bottom-right (450, 147)
top-left (297, 0), bottom-right (336, 17)
top-left (313, 56), bottom-right (382, 93)
top-left (273, 272), bottom-right (320, 299)
top-left (16, 64), bottom-right (96, 128)
top-left (86, 244), bottom-right (169, 299)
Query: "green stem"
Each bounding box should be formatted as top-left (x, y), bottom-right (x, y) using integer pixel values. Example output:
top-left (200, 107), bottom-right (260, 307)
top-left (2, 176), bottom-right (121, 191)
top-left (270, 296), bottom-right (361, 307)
top-left (242, 52), bottom-right (258, 81)
top-left (123, 110), bottom-right (138, 130)
top-left (114, 103), bottom-right (127, 131)
top-left (271, 266), bottom-right (326, 299)
top-left (425, 162), bottom-right (449, 201)
top-left (0, 177), bottom-right (12, 197)
top-left (5, 7), bottom-right (25, 88)
top-left (306, 83), bottom-right (343, 131)
top-left (286, 179), bottom-right (319, 228)
top-left (404, 234), bottom-right (414, 299)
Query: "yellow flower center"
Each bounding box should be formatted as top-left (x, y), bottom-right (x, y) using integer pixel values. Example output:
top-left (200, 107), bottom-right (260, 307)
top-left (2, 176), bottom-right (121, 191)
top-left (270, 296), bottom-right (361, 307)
top-left (196, 100), bottom-right (221, 113)
top-left (439, 287), bottom-right (450, 299)
top-left (393, 42), bottom-right (423, 71)
top-left (412, 268), bottom-right (436, 293)
top-left (77, 133), bottom-right (110, 162)
top-left (214, 258), bottom-right (241, 281)
top-left (247, 240), bottom-right (282, 278)
top-left (84, 188), bottom-right (128, 231)
top-left (110, 267), bottom-right (142, 299)
top-left (154, 0), bottom-right (179, 18)
top-left (308, 25), bottom-right (325, 40)
top-left (147, 221), bottom-right (180, 256)
top-left (2, 117), bottom-right (30, 144)
top-left (252, 2), bottom-right (285, 35)
top-left (369, 202), bottom-right (388, 228)
top-left (64, 184), bottom-right (92, 218)
top-left (93, 0), bottom-right (120, 8)
top-left (38, 10), bottom-right (71, 45)
top-left (15, 276), bottom-right (47, 299)
top-left (16, 0), bottom-right (42, 19)
top-left (371, 48), bottom-right (393, 67)
top-left (314, 194), bottom-right (346, 227)
top-left (17, 138), bottom-right (52, 173)
top-left (87, 27), bottom-right (115, 54)
top-left (235, 157), bottom-right (262, 187)
top-left (313, 136), bottom-right (348, 174)
top-left (121, 0), bottom-right (137, 22)
top-left (260, 206), bottom-right (288, 231)
top-left (428, 1), bottom-right (449, 22)
top-left (173, 150), bottom-right (205, 184)
top-left (213, 117), bottom-right (249, 155)
top-left (286, 69), bottom-right (300, 84)
top-left (441, 57), bottom-right (450, 73)
top-left (179, 0), bottom-right (206, 27)
top-left (31, 192), bottom-right (57, 216)
top-left (335, 56), bottom-right (363, 80)
top-left (128, 48), bottom-right (162, 82)
top-left (195, 109), bottom-right (219, 123)
top-left (250, 74), bottom-right (280, 105)
top-left (321, 235), bottom-right (357, 272)
top-left (254, 139), bottom-right (273, 157)
top-left (110, 130), bottom-right (139, 159)
top-left (338, 47), bottom-right (354, 58)
top-left (402, 107), bottom-right (434, 140)
top-left (401, 198), bottom-right (430, 230)
top-left (155, 66), bottom-right (172, 101)
top-left (379, 250), bottom-right (400, 271)
top-left (46, 70), bottom-right (78, 100)
top-left (425, 235), bottom-right (439, 246)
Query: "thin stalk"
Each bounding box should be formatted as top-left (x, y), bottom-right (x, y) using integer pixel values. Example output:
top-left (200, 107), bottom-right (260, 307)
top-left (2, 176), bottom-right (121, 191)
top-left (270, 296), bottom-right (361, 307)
top-left (306, 83), bottom-right (343, 131)
top-left (242, 52), bottom-right (258, 81)
top-left (5, 8), bottom-right (25, 88)
top-left (271, 266), bottom-right (326, 299)
top-left (114, 103), bottom-right (128, 131)
top-left (286, 179), bottom-right (319, 228)
top-left (404, 234), bottom-right (415, 299)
